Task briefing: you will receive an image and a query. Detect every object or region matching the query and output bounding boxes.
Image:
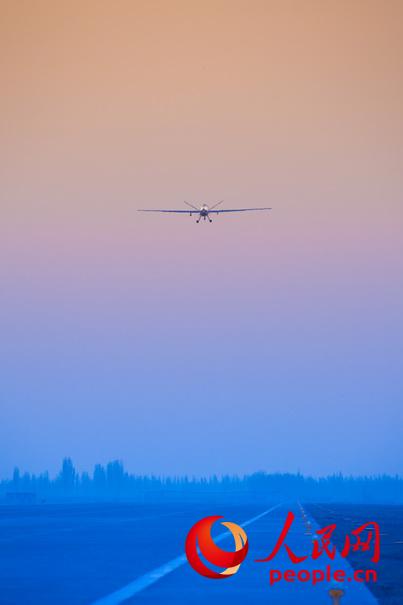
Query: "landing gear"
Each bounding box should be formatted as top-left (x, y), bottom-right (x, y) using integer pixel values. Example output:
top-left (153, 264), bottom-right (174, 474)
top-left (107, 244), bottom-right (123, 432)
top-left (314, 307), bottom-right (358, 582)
top-left (196, 213), bottom-right (212, 223)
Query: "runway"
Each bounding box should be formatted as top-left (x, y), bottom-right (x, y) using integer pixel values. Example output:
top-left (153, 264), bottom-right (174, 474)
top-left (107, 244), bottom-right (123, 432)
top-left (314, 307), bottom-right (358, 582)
top-left (90, 505), bottom-right (281, 605)
top-left (0, 502), bottom-right (380, 605)
top-left (90, 503), bottom-right (377, 605)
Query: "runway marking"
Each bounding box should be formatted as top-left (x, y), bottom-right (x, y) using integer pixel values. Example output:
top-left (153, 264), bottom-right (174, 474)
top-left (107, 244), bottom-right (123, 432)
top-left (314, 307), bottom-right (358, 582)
top-left (90, 504), bottom-right (281, 605)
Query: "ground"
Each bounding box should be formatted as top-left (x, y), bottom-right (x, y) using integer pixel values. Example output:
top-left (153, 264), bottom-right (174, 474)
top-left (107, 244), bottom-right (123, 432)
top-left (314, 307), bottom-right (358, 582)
top-left (0, 501), bottom-right (398, 604)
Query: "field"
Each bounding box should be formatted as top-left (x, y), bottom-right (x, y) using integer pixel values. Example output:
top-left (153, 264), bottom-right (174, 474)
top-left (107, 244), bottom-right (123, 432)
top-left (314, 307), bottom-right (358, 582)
top-left (0, 501), bottom-right (398, 604)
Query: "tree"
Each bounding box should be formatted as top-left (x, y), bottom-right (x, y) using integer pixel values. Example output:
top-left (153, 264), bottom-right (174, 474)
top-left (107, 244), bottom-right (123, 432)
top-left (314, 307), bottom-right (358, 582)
top-left (59, 458), bottom-right (76, 494)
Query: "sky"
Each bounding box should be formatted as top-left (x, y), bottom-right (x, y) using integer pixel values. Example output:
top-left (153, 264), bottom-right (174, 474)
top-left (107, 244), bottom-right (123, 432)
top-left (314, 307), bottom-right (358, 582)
top-left (1, 0), bottom-right (402, 478)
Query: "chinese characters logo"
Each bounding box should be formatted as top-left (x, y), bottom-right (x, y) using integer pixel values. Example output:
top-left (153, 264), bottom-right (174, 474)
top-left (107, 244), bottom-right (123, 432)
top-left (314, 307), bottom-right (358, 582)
top-left (185, 511), bottom-right (380, 583)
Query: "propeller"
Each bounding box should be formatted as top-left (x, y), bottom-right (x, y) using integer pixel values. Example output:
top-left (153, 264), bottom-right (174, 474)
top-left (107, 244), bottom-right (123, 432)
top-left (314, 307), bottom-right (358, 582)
top-left (209, 200), bottom-right (224, 210)
top-left (184, 201), bottom-right (199, 211)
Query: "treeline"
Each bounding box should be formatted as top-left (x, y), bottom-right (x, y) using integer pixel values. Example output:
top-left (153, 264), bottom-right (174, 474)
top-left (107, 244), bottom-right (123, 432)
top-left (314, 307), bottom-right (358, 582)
top-left (1, 459), bottom-right (402, 504)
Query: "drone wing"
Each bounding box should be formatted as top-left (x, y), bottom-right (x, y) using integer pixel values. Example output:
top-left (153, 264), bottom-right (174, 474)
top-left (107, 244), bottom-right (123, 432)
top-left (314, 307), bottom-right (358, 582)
top-left (213, 207), bottom-right (272, 213)
top-left (138, 209), bottom-right (193, 213)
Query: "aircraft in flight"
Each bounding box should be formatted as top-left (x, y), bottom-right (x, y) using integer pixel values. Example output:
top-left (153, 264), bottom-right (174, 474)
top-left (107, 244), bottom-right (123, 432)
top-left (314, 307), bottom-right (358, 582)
top-left (138, 201), bottom-right (272, 223)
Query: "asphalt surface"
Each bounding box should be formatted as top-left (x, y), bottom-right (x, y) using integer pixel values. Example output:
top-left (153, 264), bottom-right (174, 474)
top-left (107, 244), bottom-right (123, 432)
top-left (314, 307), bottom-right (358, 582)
top-left (0, 502), bottom-right (379, 605)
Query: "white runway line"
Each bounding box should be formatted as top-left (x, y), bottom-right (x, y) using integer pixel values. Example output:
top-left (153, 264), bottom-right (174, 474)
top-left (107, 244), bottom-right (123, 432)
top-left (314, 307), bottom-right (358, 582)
top-left (90, 504), bottom-right (281, 605)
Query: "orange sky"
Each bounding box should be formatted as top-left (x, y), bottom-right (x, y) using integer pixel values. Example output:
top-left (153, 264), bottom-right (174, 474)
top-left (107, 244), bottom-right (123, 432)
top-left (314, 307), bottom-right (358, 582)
top-left (2, 1), bottom-right (402, 221)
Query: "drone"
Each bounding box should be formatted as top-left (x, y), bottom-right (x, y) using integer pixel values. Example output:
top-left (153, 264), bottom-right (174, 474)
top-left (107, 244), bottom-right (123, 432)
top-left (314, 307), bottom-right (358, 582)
top-left (138, 201), bottom-right (271, 223)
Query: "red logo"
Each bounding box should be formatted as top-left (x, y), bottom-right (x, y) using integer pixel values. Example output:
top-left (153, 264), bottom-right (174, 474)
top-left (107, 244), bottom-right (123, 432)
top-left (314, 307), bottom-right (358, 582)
top-left (185, 515), bottom-right (249, 578)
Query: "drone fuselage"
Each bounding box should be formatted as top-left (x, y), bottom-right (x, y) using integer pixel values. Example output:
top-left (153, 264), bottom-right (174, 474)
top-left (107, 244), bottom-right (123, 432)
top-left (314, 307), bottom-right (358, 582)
top-left (196, 204), bottom-right (212, 223)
